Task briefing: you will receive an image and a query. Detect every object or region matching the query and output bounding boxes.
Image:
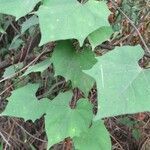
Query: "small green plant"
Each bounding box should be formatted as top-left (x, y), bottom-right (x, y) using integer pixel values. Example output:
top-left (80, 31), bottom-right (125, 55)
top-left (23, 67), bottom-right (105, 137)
top-left (0, 0), bottom-right (149, 149)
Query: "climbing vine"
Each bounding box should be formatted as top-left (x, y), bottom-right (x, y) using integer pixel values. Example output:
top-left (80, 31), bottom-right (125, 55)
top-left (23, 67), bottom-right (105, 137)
top-left (0, 0), bottom-right (149, 149)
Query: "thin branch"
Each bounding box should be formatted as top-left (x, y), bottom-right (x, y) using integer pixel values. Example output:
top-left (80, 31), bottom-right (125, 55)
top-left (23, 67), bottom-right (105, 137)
top-left (4, 123), bottom-right (15, 150)
top-left (110, 134), bottom-right (124, 150)
top-left (37, 80), bottom-right (66, 99)
top-left (0, 49), bottom-right (54, 97)
top-left (0, 131), bottom-right (11, 147)
top-left (13, 119), bottom-right (47, 143)
top-left (0, 42), bottom-right (54, 84)
top-left (0, 32), bottom-right (40, 70)
top-left (9, 21), bottom-right (21, 36)
top-left (0, 54), bottom-right (35, 70)
top-left (110, 0), bottom-right (150, 56)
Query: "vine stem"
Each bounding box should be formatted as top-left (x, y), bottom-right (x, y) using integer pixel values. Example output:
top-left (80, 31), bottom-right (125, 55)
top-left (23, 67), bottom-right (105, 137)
top-left (110, 0), bottom-right (150, 56)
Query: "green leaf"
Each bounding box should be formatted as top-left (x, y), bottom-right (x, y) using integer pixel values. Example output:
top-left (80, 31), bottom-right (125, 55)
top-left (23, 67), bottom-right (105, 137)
top-left (21, 15), bottom-right (39, 34)
top-left (51, 41), bottom-right (97, 95)
top-left (22, 58), bottom-right (51, 76)
top-left (88, 26), bottom-right (113, 50)
top-left (0, 0), bottom-right (40, 19)
top-left (3, 63), bottom-right (23, 78)
top-left (2, 84), bottom-right (49, 121)
top-left (132, 129), bottom-right (141, 140)
top-left (85, 45), bottom-right (150, 120)
top-left (37, 0), bottom-right (110, 46)
top-left (119, 117), bottom-right (136, 128)
top-left (73, 121), bottom-right (111, 150)
top-left (1, 85), bottom-right (93, 149)
top-left (9, 35), bottom-right (23, 50)
top-left (0, 144), bottom-right (2, 150)
top-left (45, 91), bottom-right (93, 148)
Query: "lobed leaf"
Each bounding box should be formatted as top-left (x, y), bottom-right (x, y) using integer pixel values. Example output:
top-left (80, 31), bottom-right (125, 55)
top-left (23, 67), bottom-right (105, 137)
top-left (37, 0), bottom-right (110, 46)
top-left (51, 41), bottom-right (97, 95)
top-left (88, 26), bottom-right (113, 50)
top-left (85, 45), bottom-right (150, 120)
top-left (45, 91), bottom-right (93, 148)
top-left (1, 84), bottom-right (49, 121)
top-left (73, 121), bottom-right (111, 150)
top-left (1, 84), bottom-right (93, 148)
top-left (0, 0), bottom-right (40, 19)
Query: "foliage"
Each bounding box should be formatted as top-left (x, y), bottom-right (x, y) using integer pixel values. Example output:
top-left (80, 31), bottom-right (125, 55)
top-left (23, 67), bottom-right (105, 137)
top-left (88, 26), bottom-right (113, 50)
top-left (73, 121), bottom-right (111, 150)
top-left (51, 41), bottom-right (97, 95)
top-left (0, 0), bottom-right (41, 19)
top-left (21, 15), bottom-right (39, 34)
top-left (0, 0), bottom-right (149, 149)
top-left (2, 84), bottom-right (93, 149)
top-left (45, 92), bottom-right (93, 148)
top-left (22, 58), bottom-right (51, 76)
top-left (36, 0), bottom-right (110, 46)
top-left (2, 84), bottom-right (49, 121)
top-left (85, 45), bottom-right (150, 120)
top-left (3, 63), bottom-right (23, 78)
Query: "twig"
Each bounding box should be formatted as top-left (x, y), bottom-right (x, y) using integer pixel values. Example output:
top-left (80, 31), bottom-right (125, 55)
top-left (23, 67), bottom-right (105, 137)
top-left (0, 33), bottom-right (41, 70)
top-left (19, 32), bottom-right (40, 63)
top-left (0, 76), bottom-right (27, 96)
top-left (0, 131), bottom-right (11, 147)
top-left (0, 52), bottom-right (35, 70)
top-left (9, 21), bottom-right (21, 36)
top-left (37, 80), bottom-right (66, 99)
top-left (0, 49), bottom-right (54, 97)
top-left (0, 43), bottom-right (54, 84)
top-left (4, 122), bottom-right (15, 150)
top-left (13, 119), bottom-right (47, 143)
top-left (110, 0), bottom-right (150, 56)
top-left (110, 134), bottom-right (124, 150)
